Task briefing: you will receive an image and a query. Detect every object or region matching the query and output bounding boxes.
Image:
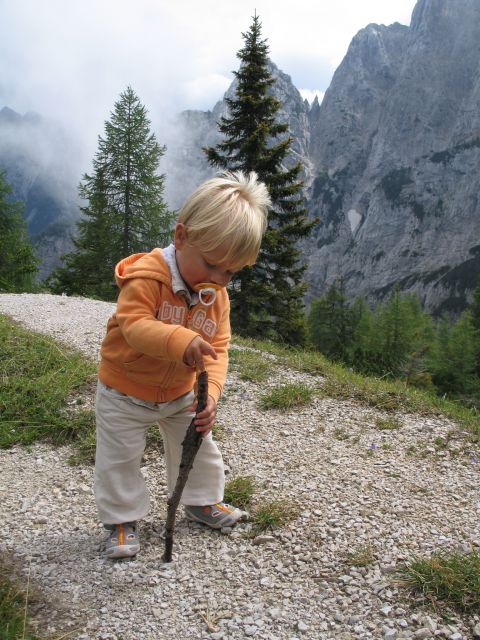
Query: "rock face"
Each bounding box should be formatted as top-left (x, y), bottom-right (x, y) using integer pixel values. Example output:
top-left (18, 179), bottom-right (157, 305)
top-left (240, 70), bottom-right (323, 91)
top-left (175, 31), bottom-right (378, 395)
top-left (305, 0), bottom-right (480, 315)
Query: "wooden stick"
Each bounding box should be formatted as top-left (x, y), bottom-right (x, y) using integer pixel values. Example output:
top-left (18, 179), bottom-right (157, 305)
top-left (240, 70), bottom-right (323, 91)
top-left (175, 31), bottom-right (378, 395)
top-left (162, 370), bottom-right (209, 562)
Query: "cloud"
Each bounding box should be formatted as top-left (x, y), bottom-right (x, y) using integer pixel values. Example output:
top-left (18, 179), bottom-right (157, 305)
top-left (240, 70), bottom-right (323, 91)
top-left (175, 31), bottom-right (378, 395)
top-left (0, 0), bottom-right (417, 172)
top-left (181, 74), bottom-right (232, 110)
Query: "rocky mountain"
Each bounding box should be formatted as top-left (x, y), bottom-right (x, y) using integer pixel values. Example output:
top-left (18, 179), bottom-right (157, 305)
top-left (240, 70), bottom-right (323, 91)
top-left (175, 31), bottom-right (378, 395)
top-left (305, 0), bottom-right (480, 315)
top-left (2, 0), bottom-right (479, 314)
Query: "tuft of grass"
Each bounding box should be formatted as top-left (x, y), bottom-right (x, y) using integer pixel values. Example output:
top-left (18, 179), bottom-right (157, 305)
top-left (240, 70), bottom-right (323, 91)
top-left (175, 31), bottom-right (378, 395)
top-left (251, 500), bottom-right (298, 532)
top-left (259, 382), bottom-right (314, 410)
top-left (0, 564), bottom-right (41, 640)
top-left (229, 348), bottom-right (272, 383)
top-left (333, 427), bottom-right (351, 440)
top-left (376, 417), bottom-right (402, 431)
top-left (224, 475), bottom-right (256, 510)
top-left (0, 315), bottom-right (96, 449)
top-left (345, 544), bottom-right (375, 568)
top-left (400, 551), bottom-right (480, 611)
top-left (211, 422), bottom-right (227, 441)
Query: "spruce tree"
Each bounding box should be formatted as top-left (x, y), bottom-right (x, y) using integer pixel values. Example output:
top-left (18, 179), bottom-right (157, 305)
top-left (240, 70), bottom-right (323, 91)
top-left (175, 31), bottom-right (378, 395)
top-left (0, 171), bottom-right (38, 292)
top-left (204, 14), bottom-right (315, 344)
top-left (50, 86), bottom-right (174, 300)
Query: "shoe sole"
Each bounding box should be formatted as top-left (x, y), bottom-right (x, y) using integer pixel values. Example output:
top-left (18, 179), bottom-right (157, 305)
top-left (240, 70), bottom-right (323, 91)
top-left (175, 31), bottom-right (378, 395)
top-left (185, 509), bottom-right (246, 529)
top-left (105, 544), bottom-right (140, 559)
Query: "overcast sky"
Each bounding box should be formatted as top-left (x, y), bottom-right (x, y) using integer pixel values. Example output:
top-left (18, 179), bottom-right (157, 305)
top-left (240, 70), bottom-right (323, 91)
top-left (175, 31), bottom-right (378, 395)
top-left (0, 0), bottom-right (417, 155)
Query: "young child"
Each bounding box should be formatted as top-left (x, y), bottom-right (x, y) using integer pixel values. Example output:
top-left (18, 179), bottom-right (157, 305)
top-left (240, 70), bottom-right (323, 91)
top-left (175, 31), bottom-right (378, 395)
top-left (95, 171), bottom-right (270, 558)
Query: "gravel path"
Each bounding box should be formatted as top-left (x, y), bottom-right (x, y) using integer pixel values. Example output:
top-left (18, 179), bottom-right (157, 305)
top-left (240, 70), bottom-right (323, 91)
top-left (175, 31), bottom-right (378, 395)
top-left (1, 293), bottom-right (480, 640)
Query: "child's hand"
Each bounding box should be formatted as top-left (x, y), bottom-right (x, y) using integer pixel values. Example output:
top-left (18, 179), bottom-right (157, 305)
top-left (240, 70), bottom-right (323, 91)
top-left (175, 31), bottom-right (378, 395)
top-left (189, 394), bottom-right (217, 436)
top-left (183, 335), bottom-right (217, 372)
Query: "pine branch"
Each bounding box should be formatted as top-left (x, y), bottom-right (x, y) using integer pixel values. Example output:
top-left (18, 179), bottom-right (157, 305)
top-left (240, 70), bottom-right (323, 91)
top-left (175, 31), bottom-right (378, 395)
top-left (162, 371), bottom-right (209, 562)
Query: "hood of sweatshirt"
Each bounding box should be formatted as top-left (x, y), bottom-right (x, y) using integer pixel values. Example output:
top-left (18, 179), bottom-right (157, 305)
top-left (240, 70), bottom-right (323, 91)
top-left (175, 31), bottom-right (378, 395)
top-left (114, 249), bottom-right (171, 289)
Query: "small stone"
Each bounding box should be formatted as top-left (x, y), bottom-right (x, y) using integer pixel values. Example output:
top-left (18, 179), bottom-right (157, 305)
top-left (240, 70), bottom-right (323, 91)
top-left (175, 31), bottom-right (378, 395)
top-left (253, 535), bottom-right (275, 545)
top-left (384, 630), bottom-right (398, 639)
top-left (413, 630), bottom-right (431, 639)
top-left (211, 633), bottom-right (224, 640)
top-left (78, 483), bottom-right (91, 493)
top-left (449, 634), bottom-right (463, 640)
top-left (220, 527), bottom-right (233, 535)
top-left (297, 621), bottom-right (309, 632)
top-left (34, 515), bottom-right (48, 524)
top-left (474, 623), bottom-right (480, 637)
top-left (268, 608), bottom-right (281, 620)
top-left (245, 625), bottom-right (257, 636)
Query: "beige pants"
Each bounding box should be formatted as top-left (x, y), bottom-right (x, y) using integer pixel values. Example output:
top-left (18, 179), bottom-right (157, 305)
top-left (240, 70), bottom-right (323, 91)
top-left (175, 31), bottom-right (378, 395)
top-left (94, 380), bottom-right (225, 524)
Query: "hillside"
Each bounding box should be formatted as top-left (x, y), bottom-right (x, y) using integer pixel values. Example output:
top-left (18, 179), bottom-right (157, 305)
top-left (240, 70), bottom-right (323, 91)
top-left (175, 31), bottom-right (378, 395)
top-left (0, 293), bottom-right (479, 639)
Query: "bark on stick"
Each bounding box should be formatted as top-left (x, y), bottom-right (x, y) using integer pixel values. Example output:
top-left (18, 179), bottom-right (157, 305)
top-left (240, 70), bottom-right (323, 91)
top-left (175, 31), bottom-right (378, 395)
top-left (162, 371), bottom-right (208, 562)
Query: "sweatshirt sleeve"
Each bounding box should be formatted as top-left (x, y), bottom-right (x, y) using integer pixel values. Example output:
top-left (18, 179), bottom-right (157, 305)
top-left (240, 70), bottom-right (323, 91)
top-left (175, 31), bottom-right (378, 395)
top-left (115, 278), bottom-right (198, 362)
top-left (203, 293), bottom-right (231, 402)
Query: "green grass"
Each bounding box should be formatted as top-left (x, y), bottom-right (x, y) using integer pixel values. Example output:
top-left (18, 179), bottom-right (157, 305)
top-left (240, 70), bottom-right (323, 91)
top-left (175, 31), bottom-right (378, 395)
top-left (376, 417), bottom-right (402, 431)
top-left (344, 544), bottom-right (375, 568)
top-left (251, 500), bottom-right (298, 532)
top-left (0, 566), bottom-right (41, 640)
top-left (400, 551), bottom-right (480, 611)
top-left (224, 475), bottom-right (256, 510)
top-left (259, 382), bottom-right (314, 410)
top-left (229, 347), bottom-right (272, 383)
top-left (0, 315), bottom-right (96, 450)
top-left (232, 335), bottom-right (480, 442)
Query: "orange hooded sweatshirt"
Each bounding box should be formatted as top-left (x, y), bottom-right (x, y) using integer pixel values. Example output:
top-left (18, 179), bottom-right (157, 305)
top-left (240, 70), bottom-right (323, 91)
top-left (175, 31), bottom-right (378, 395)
top-left (99, 248), bottom-right (230, 403)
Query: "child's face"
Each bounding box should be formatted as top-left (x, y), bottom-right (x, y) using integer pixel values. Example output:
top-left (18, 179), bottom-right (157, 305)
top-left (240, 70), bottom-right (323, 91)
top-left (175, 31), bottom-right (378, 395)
top-left (174, 223), bottom-right (241, 292)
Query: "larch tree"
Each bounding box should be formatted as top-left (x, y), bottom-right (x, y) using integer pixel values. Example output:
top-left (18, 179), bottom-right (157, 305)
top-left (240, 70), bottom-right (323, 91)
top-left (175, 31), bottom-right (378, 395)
top-left (49, 86), bottom-right (174, 300)
top-left (204, 14), bottom-right (316, 344)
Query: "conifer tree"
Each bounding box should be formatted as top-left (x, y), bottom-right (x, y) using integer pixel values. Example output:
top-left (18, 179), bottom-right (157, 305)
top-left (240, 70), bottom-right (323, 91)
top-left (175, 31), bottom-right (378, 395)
top-left (308, 279), bottom-right (352, 360)
top-left (0, 171), bottom-right (38, 292)
top-left (49, 86), bottom-right (174, 300)
top-left (469, 276), bottom-right (480, 375)
top-left (204, 14), bottom-right (315, 344)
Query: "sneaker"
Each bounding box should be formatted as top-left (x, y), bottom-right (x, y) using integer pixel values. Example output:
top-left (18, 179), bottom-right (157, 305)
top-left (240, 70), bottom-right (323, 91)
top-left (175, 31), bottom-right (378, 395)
top-left (184, 502), bottom-right (246, 529)
top-left (103, 522), bottom-right (140, 559)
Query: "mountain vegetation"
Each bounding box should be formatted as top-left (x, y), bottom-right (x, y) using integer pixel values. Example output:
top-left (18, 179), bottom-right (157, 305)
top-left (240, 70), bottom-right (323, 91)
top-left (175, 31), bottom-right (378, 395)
top-left (204, 14), bottom-right (316, 345)
top-left (0, 171), bottom-right (38, 292)
top-left (48, 86), bottom-right (174, 301)
top-left (308, 279), bottom-right (480, 404)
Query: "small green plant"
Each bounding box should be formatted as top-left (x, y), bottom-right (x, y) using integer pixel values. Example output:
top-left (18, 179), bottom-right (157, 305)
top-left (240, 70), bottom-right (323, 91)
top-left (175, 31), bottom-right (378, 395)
top-left (345, 544), bottom-right (374, 568)
top-left (224, 475), bottom-right (256, 510)
top-left (400, 551), bottom-right (480, 610)
top-left (434, 436), bottom-right (449, 449)
top-left (259, 383), bottom-right (314, 410)
top-left (229, 348), bottom-right (272, 383)
top-left (376, 417), bottom-right (401, 431)
top-left (333, 427), bottom-right (350, 440)
top-left (211, 422), bottom-right (227, 441)
top-left (251, 500), bottom-right (298, 532)
top-left (0, 565), bottom-right (41, 640)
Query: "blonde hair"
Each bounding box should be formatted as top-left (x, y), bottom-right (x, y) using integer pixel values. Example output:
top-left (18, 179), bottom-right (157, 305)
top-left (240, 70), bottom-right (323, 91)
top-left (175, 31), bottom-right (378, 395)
top-left (177, 171), bottom-right (270, 268)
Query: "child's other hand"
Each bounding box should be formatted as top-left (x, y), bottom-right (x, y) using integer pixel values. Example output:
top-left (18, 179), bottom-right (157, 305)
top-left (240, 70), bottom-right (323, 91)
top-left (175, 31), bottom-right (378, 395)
top-left (189, 394), bottom-right (217, 436)
top-left (183, 336), bottom-right (217, 372)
